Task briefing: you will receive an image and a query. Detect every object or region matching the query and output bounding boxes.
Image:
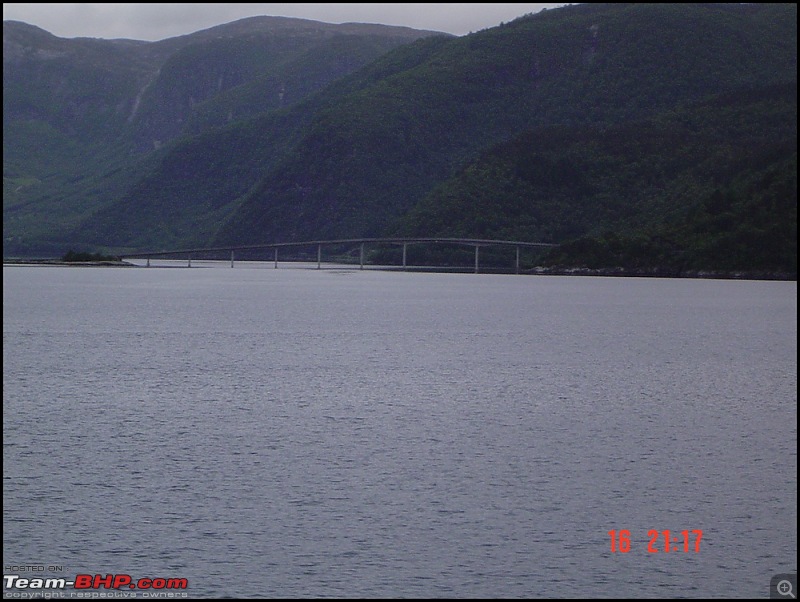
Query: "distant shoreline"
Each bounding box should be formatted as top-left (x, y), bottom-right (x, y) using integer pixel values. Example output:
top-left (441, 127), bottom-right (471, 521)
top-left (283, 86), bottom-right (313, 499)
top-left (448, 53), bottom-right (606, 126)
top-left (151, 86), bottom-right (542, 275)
top-left (2, 259), bottom-right (135, 267)
top-left (3, 259), bottom-right (795, 281)
top-left (523, 266), bottom-right (797, 281)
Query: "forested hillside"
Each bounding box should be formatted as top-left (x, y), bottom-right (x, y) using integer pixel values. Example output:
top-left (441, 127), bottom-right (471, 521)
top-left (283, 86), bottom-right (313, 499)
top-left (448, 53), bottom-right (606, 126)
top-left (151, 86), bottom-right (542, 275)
top-left (3, 4), bottom-right (796, 276)
top-left (210, 3), bottom-right (797, 253)
top-left (3, 17), bottom-right (444, 255)
top-left (394, 83), bottom-right (797, 274)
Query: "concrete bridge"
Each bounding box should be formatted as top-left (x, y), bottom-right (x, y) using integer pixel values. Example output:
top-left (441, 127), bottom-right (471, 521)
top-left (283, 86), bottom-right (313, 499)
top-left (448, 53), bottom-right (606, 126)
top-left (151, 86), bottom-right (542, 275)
top-left (120, 237), bottom-right (557, 274)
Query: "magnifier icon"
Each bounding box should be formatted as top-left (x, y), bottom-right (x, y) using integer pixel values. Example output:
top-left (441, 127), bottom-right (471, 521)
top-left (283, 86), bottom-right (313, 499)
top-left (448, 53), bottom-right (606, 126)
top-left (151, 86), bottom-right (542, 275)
top-left (777, 580), bottom-right (796, 598)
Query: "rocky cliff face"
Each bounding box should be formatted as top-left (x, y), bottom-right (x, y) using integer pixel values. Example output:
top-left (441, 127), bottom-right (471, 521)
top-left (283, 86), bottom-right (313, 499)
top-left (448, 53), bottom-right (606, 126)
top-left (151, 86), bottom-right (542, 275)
top-left (3, 17), bottom-right (447, 255)
top-left (3, 18), bottom-right (443, 150)
top-left (3, 21), bottom-right (151, 140)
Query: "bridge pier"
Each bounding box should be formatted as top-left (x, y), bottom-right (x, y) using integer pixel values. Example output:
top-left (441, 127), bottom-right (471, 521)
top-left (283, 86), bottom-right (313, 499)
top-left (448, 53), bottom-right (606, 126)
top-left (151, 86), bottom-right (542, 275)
top-left (146, 258), bottom-right (150, 267)
top-left (231, 250), bottom-right (235, 268)
top-left (402, 243), bottom-right (407, 271)
top-left (188, 256), bottom-right (191, 268)
top-left (360, 243), bottom-right (365, 269)
top-left (317, 244), bottom-right (322, 269)
top-left (274, 247), bottom-right (278, 269)
top-left (516, 246), bottom-right (520, 275)
top-left (474, 245), bottom-right (479, 274)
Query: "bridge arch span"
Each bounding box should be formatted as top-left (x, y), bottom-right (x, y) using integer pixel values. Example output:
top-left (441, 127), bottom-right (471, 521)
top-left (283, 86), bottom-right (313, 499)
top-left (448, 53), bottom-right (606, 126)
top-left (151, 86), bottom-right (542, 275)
top-left (120, 237), bottom-right (557, 274)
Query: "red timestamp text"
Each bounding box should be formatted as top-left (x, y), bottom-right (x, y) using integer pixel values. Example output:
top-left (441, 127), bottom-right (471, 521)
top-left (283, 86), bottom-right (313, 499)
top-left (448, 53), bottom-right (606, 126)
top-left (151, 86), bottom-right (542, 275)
top-left (608, 529), bottom-right (703, 553)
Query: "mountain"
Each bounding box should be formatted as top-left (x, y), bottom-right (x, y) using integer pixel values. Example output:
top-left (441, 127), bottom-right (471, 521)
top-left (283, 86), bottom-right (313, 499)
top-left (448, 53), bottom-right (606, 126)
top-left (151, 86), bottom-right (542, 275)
top-left (3, 4), bottom-right (797, 277)
top-left (206, 3), bottom-right (796, 250)
top-left (3, 17), bottom-right (447, 255)
top-left (394, 83), bottom-right (797, 273)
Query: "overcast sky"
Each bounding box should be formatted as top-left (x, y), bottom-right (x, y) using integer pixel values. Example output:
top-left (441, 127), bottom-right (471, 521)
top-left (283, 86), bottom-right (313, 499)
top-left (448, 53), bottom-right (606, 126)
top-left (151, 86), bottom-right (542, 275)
top-left (3, 3), bottom-right (571, 40)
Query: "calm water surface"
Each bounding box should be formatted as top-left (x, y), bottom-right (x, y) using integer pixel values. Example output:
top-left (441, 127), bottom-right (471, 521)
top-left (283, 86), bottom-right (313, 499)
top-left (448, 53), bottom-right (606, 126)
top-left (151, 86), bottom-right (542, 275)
top-left (3, 264), bottom-right (797, 598)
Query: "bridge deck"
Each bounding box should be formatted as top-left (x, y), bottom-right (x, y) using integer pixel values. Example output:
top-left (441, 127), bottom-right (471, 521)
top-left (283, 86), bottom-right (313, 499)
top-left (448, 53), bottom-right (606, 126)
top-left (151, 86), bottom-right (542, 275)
top-left (120, 237), bottom-right (556, 259)
top-left (120, 237), bottom-right (557, 274)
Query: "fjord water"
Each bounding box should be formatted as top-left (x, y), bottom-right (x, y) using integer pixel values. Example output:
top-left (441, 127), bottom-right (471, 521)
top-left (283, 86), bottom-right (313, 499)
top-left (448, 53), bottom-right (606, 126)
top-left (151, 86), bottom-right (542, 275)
top-left (3, 264), bottom-right (796, 598)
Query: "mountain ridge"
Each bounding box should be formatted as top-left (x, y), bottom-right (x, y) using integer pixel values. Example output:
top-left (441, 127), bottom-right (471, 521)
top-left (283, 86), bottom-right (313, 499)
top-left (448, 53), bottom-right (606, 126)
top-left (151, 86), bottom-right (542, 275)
top-left (3, 4), bottom-right (796, 276)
